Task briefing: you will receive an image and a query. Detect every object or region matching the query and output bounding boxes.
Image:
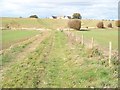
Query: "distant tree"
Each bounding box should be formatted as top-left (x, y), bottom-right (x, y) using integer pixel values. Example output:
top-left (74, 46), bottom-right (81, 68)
top-left (67, 16), bottom-right (71, 19)
top-left (29, 15), bottom-right (38, 18)
top-left (52, 16), bottom-right (57, 19)
top-left (102, 19), bottom-right (105, 21)
top-left (72, 13), bottom-right (82, 19)
top-left (19, 16), bottom-right (22, 18)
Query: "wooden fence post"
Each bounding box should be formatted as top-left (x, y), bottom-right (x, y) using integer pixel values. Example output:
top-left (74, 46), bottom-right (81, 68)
top-left (75, 35), bottom-right (77, 42)
top-left (91, 37), bottom-right (94, 49)
top-left (109, 41), bottom-right (112, 66)
top-left (68, 30), bottom-right (70, 37)
top-left (71, 33), bottom-right (73, 41)
top-left (81, 35), bottom-right (84, 45)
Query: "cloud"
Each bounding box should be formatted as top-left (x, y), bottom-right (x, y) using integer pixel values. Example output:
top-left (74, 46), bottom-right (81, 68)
top-left (0, 0), bottom-right (119, 19)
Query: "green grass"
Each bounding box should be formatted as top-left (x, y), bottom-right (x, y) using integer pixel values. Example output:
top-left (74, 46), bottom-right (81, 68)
top-left (1, 30), bottom-right (40, 49)
top-left (1, 40), bottom-right (32, 66)
top-left (73, 28), bottom-right (118, 49)
top-left (2, 18), bottom-right (118, 50)
top-left (1, 18), bottom-right (118, 88)
top-left (2, 31), bottom-right (118, 88)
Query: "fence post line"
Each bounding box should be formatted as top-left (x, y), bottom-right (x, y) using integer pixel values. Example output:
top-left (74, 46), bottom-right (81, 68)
top-left (109, 41), bottom-right (112, 66)
top-left (81, 35), bottom-right (84, 45)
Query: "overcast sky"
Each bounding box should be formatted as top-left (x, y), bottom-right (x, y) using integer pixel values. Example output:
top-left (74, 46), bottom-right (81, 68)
top-left (0, 0), bottom-right (119, 19)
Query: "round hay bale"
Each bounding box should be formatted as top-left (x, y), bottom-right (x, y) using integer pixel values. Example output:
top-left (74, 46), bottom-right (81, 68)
top-left (68, 19), bottom-right (81, 30)
top-left (115, 20), bottom-right (120, 27)
top-left (97, 21), bottom-right (104, 28)
top-left (107, 23), bottom-right (112, 28)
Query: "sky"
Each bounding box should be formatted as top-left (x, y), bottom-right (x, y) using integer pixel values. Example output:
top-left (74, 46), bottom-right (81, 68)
top-left (0, 0), bottom-right (119, 20)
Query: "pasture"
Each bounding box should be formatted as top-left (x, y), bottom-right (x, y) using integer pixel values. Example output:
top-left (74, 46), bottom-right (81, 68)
top-left (1, 31), bottom-right (118, 88)
top-left (73, 28), bottom-right (118, 49)
top-left (1, 17), bottom-right (68, 29)
top-left (1, 17), bottom-right (117, 29)
top-left (0, 17), bottom-right (118, 88)
top-left (81, 19), bottom-right (116, 27)
top-left (1, 30), bottom-right (40, 49)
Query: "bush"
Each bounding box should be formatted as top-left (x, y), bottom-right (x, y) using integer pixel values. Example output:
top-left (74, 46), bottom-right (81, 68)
top-left (68, 19), bottom-right (81, 30)
top-left (72, 13), bottom-right (82, 19)
top-left (97, 22), bottom-right (104, 28)
top-left (29, 15), bottom-right (38, 18)
top-left (19, 16), bottom-right (22, 18)
top-left (115, 20), bottom-right (120, 27)
top-left (107, 23), bottom-right (112, 28)
top-left (4, 24), bottom-right (11, 29)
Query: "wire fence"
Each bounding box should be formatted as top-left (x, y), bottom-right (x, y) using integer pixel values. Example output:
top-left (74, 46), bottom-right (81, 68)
top-left (63, 30), bottom-right (118, 66)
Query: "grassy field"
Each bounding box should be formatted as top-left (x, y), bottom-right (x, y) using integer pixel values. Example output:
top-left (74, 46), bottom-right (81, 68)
top-left (1, 17), bottom-right (117, 29)
top-left (2, 17), bottom-right (69, 29)
top-left (1, 30), bottom-right (41, 49)
top-left (1, 31), bottom-right (118, 88)
top-left (81, 19), bottom-right (116, 27)
top-left (73, 28), bottom-right (118, 49)
top-left (1, 17), bottom-right (118, 49)
top-left (1, 18), bottom-right (118, 88)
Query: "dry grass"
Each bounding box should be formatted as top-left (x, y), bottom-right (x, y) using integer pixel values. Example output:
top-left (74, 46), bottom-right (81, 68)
top-left (1, 17), bottom-right (117, 29)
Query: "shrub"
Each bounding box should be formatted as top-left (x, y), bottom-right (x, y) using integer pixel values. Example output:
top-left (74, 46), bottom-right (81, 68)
top-left (107, 23), bottom-right (112, 28)
top-left (68, 19), bottom-right (81, 30)
top-left (72, 13), bottom-right (82, 19)
top-left (97, 22), bottom-right (104, 28)
top-left (115, 20), bottom-right (120, 27)
top-left (29, 15), bottom-right (38, 18)
top-left (19, 16), bottom-right (22, 18)
top-left (4, 24), bottom-right (10, 29)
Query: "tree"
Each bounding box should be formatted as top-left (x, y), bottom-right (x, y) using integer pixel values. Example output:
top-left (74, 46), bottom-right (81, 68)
top-left (52, 16), bottom-right (57, 19)
top-left (72, 13), bottom-right (82, 19)
top-left (29, 15), bottom-right (38, 18)
top-left (67, 16), bottom-right (71, 19)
